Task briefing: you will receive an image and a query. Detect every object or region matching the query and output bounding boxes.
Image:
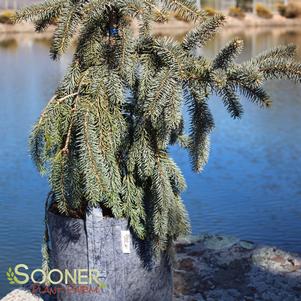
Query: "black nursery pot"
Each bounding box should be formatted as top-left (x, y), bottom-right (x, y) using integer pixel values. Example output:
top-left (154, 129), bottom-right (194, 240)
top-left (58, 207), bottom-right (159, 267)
top-left (47, 207), bottom-right (173, 301)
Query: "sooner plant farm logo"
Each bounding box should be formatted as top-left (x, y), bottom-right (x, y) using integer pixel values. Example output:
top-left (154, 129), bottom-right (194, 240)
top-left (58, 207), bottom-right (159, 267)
top-left (5, 264), bottom-right (106, 296)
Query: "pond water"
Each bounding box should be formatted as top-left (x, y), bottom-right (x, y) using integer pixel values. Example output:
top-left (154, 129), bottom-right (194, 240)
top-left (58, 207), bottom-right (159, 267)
top-left (0, 28), bottom-right (301, 296)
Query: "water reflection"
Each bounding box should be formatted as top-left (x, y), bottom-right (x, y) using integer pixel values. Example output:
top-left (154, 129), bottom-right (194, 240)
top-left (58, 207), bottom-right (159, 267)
top-left (0, 27), bottom-right (301, 297)
top-left (33, 37), bottom-right (52, 48)
top-left (0, 32), bottom-right (53, 52)
top-left (205, 27), bottom-right (301, 59)
top-left (0, 38), bottom-right (18, 51)
top-left (1, 26), bottom-right (301, 58)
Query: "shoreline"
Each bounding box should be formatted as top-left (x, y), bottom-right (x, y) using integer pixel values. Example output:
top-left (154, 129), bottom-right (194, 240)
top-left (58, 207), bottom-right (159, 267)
top-left (1, 14), bottom-right (301, 35)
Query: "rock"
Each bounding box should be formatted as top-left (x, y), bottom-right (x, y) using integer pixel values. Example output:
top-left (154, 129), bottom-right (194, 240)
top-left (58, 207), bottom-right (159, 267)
top-left (1, 289), bottom-right (43, 301)
top-left (200, 234), bottom-right (240, 251)
top-left (174, 270), bottom-right (192, 295)
top-left (253, 247), bottom-right (301, 273)
top-left (239, 240), bottom-right (256, 250)
top-left (177, 258), bottom-right (195, 271)
top-left (174, 234), bottom-right (301, 301)
top-left (187, 250), bottom-right (204, 257)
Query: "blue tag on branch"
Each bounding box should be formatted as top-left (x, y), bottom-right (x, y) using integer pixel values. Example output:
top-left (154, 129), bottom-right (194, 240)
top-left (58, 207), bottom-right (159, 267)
top-left (109, 28), bottom-right (119, 37)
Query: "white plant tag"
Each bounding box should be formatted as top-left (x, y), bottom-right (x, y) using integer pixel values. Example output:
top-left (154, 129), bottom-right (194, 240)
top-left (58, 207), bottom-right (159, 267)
top-left (121, 230), bottom-right (131, 254)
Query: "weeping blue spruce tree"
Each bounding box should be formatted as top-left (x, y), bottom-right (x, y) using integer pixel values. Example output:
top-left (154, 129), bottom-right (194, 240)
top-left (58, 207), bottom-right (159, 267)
top-left (15, 0), bottom-right (301, 299)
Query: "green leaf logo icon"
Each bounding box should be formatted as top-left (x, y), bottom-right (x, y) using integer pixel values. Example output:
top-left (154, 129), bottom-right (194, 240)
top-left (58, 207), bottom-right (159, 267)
top-left (98, 281), bottom-right (107, 289)
top-left (6, 267), bottom-right (17, 285)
